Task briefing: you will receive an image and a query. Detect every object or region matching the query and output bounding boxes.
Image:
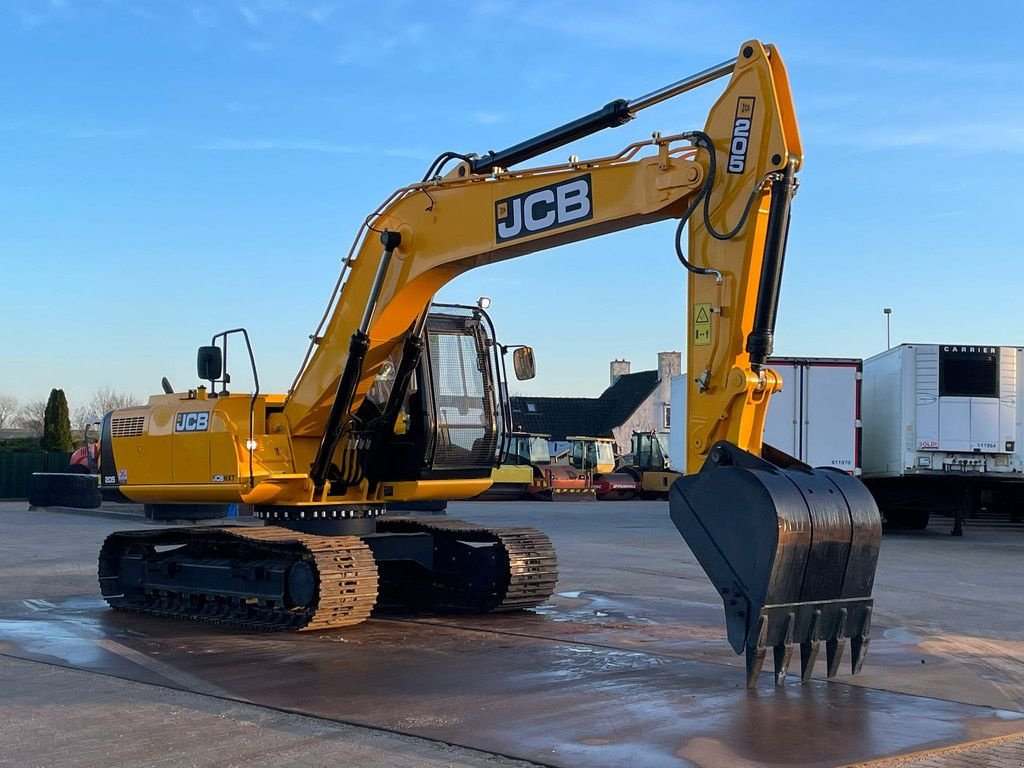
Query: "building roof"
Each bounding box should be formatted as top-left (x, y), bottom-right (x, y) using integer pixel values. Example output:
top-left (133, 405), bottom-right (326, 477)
top-left (510, 370), bottom-right (659, 440)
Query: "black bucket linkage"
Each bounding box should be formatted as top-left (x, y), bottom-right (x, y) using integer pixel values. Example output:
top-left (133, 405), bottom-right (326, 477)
top-left (670, 441), bottom-right (882, 687)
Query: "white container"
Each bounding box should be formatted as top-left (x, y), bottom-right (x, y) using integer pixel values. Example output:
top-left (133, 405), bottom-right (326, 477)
top-left (669, 357), bottom-right (861, 472)
top-left (861, 344), bottom-right (1024, 479)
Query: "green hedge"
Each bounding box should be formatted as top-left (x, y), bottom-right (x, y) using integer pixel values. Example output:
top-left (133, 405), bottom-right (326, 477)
top-left (0, 452), bottom-right (73, 498)
top-left (0, 437), bottom-right (43, 453)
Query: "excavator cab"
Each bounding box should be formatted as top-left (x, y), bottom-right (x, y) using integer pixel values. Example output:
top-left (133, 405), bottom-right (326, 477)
top-left (568, 436), bottom-right (640, 501)
top-left (509, 433), bottom-right (553, 466)
top-left (617, 431), bottom-right (679, 500)
top-left (631, 431), bottom-right (669, 471)
top-left (367, 303), bottom-right (504, 486)
top-left (566, 436), bottom-right (616, 474)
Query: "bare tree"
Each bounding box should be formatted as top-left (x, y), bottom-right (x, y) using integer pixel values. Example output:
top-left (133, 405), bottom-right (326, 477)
top-left (72, 404), bottom-right (100, 435)
top-left (15, 399), bottom-right (47, 434)
top-left (88, 387), bottom-right (140, 416)
top-left (0, 393), bottom-right (18, 430)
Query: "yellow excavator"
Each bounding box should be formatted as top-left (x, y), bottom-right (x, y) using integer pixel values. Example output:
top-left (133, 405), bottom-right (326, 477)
top-left (96, 40), bottom-right (881, 687)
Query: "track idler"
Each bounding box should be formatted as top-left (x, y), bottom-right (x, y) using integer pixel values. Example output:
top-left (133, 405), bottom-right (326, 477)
top-left (669, 441), bottom-right (881, 687)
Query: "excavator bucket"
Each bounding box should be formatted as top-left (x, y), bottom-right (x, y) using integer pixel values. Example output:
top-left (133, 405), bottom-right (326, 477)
top-left (670, 441), bottom-right (881, 687)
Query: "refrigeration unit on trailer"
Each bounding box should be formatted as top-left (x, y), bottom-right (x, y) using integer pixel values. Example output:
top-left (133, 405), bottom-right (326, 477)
top-left (669, 357), bottom-right (861, 473)
top-left (860, 344), bottom-right (1024, 530)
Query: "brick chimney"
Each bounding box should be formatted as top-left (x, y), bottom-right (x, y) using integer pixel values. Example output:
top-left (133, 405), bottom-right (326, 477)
top-left (657, 351), bottom-right (681, 381)
top-left (610, 359), bottom-right (630, 386)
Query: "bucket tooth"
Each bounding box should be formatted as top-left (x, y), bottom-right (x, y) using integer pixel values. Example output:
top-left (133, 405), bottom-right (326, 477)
top-left (826, 637), bottom-right (846, 678)
top-left (799, 641), bottom-right (820, 682)
top-left (773, 611), bottom-right (795, 685)
top-left (745, 615), bottom-right (768, 689)
top-left (826, 607), bottom-right (848, 678)
top-left (851, 634), bottom-right (869, 674)
top-left (850, 604), bottom-right (872, 674)
top-left (746, 644), bottom-right (767, 689)
top-left (799, 609), bottom-right (822, 683)
top-left (773, 643), bottom-right (794, 685)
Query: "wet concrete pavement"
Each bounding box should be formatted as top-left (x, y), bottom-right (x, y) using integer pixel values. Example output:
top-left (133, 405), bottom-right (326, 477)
top-left (1, 500), bottom-right (1022, 767)
top-left (0, 654), bottom-right (538, 768)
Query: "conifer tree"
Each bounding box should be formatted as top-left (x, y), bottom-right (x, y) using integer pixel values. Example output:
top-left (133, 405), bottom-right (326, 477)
top-left (41, 388), bottom-right (74, 452)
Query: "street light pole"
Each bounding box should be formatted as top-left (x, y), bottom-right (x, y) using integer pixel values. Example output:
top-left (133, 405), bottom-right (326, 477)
top-left (883, 308), bottom-right (892, 350)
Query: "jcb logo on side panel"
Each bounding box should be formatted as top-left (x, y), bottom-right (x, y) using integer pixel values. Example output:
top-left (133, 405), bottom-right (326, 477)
top-left (175, 412), bottom-right (210, 432)
top-left (495, 174), bottom-right (593, 243)
top-left (727, 97), bottom-right (755, 174)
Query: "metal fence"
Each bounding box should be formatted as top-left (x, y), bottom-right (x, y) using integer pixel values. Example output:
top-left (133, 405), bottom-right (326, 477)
top-left (0, 452), bottom-right (72, 499)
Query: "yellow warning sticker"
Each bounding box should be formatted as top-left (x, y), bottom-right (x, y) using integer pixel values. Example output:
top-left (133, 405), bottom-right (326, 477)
top-left (693, 303), bottom-right (712, 346)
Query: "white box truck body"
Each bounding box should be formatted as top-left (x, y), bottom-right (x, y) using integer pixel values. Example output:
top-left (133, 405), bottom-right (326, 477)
top-left (860, 344), bottom-right (1024, 529)
top-left (669, 357), bottom-right (861, 473)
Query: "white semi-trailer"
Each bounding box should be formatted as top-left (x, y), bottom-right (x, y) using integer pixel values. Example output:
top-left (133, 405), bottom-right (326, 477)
top-left (860, 344), bottom-right (1024, 531)
top-left (669, 357), bottom-right (861, 473)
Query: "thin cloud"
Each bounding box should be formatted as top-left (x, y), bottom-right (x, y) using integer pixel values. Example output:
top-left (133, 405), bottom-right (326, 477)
top-left (856, 54), bottom-right (1014, 79)
top-left (199, 139), bottom-right (432, 160)
top-left (63, 125), bottom-right (145, 140)
top-left (335, 22), bottom-right (427, 67)
top-left (383, 147), bottom-right (433, 161)
top-left (307, 3), bottom-right (341, 23)
top-left (238, 4), bottom-right (259, 26)
top-left (0, 118), bottom-right (145, 140)
top-left (10, 0), bottom-right (74, 30)
top-left (200, 138), bottom-right (365, 154)
top-left (224, 100), bottom-right (259, 113)
top-left (471, 1), bottom-right (725, 55)
top-left (191, 4), bottom-right (216, 27)
top-left (923, 210), bottom-right (968, 221)
top-left (791, 44), bottom-right (1021, 81)
top-left (471, 112), bottom-right (504, 125)
top-left (812, 120), bottom-right (1024, 153)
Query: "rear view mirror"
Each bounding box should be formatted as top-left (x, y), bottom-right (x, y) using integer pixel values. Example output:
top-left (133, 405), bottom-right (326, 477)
top-left (197, 346), bottom-right (222, 381)
top-left (512, 346), bottom-right (536, 381)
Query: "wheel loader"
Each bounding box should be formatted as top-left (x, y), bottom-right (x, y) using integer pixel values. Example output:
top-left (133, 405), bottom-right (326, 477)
top-left (94, 40), bottom-right (881, 687)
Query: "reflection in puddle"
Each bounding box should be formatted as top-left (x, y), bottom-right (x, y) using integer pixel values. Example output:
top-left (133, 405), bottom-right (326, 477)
top-left (0, 616), bottom-right (107, 667)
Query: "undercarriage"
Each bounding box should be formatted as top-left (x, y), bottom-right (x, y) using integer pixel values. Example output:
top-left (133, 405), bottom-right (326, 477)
top-left (99, 512), bottom-right (558, 631)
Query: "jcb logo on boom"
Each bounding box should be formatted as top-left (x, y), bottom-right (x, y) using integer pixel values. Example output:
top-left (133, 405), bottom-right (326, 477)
top-left (175, 412), bottom-right (210, 432)
top-left (495, 174), bottom-right (593, 243)
top-left (727, 97), bottom-right (755, 174)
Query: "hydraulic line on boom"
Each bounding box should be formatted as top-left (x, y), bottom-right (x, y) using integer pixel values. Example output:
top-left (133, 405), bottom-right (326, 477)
top-left (96, 40), bottom-right (881, 687)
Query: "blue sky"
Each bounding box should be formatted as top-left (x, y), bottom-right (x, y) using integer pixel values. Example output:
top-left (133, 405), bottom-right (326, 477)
top-left (2, 0), bottom-right (1022, 410)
